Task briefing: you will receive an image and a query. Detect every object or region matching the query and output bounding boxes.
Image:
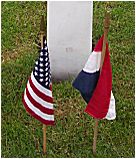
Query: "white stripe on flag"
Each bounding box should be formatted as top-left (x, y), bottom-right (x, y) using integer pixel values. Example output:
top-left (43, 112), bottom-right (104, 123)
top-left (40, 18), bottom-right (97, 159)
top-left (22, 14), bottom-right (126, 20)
top-left (27, 81), bottom-right (53, 109)
top-left (105, 91), bottom-right (116, 120)
top-left (24, 90), bottom-right (54, 121)
top-left (31, 72), bottom-right (52, 97)
top-left (83, 51), bottom-right (101, 73)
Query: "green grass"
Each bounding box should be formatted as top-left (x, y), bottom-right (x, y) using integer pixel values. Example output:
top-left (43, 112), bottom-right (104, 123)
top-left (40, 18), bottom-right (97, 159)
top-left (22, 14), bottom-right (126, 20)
top-left (1, 1), bottom-right (135, 158)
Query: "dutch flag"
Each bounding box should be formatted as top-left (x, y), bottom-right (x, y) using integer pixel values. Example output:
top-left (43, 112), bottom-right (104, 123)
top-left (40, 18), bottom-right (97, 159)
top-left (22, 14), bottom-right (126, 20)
top-left (72, 36), bottom-right (116, 120)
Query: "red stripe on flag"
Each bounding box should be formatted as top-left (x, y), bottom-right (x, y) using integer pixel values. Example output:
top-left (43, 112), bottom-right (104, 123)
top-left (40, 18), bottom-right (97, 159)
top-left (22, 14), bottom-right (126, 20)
top-left (26, 86), bottom-right (54, 115)
top-left (29, 77), bottom-right (53, 103)
top-left (94, 35), bottom-right (104, 52)
top-left (22, 94), bottom-right (55, 125)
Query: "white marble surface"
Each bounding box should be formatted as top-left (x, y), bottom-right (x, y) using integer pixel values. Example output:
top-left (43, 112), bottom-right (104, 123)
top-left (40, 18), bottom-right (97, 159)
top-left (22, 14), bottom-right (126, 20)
top-left (47, 1), bottom-right (93, 80)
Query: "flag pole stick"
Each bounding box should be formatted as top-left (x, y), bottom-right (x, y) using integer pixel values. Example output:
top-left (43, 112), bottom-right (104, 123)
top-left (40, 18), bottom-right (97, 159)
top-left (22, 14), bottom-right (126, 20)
top-left (92, 119), bottom-right (99, 155)
top-left (92, 11), bottom-right (110, 156)
top-left (40, 15), bottom-right (47, 155)
top-left (43, 124), bottom-right (46, 154)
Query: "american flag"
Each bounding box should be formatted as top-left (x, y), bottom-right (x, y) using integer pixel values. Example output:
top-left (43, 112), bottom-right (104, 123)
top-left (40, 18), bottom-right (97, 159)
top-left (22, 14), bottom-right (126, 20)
top-left (22, 36), bottom-right (54, 125)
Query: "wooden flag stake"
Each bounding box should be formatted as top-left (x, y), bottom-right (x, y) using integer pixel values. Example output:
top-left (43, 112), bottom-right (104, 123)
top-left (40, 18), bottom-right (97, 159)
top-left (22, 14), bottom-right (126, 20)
top-left (40, 15), bottom-right (47, 155)
top-left (100, 11), bottom-right (110, 70)
top-left (92, 11), bottom-right (110, 156)
top-left (43, 124), bottom-right (46, 154)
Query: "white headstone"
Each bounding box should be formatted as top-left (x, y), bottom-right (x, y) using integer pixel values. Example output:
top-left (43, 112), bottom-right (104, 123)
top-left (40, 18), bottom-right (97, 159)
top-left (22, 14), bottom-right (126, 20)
top-left (47, 1), bottom-right (93, 80)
